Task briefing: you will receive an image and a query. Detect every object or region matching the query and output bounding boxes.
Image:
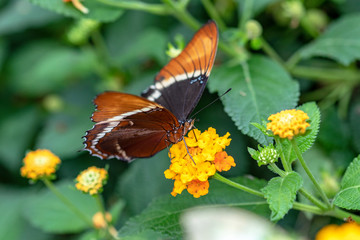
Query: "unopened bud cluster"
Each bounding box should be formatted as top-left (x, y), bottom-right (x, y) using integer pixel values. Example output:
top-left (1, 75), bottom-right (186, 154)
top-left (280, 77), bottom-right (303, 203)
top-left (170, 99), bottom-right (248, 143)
top-left (258, 147), bottom-right (279, 166)
top-left (248, 144), bottom-right (279, 167)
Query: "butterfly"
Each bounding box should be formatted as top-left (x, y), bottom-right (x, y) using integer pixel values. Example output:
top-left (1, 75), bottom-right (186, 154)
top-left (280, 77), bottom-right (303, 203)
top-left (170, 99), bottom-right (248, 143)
top-left (83, 21), bottom-right (219, 162)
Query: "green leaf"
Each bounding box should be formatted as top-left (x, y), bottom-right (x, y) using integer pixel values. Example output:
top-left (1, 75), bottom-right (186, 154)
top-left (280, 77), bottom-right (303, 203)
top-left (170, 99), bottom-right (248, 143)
top-left (29, 0), bottom-right (123, 22)
top-left (109, 199), bottom-right (125, 224)
top-left (0, 106), bottom-right (40, 171)
top-left (0, 0), bottom-right (60, 35)
top-left (333, 155), bottom-right (360, 210)
top-left (261, 172), bottom-right (303, 221)
top-left (299, 14), bottom-right (360, 65)
top-left (119, 177), bottom-right (269, 239)
top-left (9, 41), bottom-right (97, 97)
top-left (209, 55), bottom-right (299, 145)
top-left (279, 102), bottom-right (320, 163)
top-left (317, 107), bottom-right (352, 170)
top-left (115, 28), bottom-right (167, 67)
top-left (0, 186), bottom-right (27, 240)
top-left (117, 150), bottom-right (173, 215)
top-left (24, 180), bottom-right (97, 233)
top-left (296, 102), bottom-right (320, 151)
top-left (0, 39), bottom-right (6, 70)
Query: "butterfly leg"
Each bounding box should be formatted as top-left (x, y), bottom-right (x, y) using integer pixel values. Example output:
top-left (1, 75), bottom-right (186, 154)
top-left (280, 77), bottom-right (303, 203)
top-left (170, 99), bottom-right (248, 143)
top-left (165, 139), bottom-right (172, 160)
top-left (183, 138), bottom-right (196, 165)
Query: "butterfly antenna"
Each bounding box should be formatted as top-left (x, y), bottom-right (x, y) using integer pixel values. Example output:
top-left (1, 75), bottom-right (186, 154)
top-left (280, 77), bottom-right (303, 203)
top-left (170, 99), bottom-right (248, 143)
top-left (190, 88), bottom-right (232, 119)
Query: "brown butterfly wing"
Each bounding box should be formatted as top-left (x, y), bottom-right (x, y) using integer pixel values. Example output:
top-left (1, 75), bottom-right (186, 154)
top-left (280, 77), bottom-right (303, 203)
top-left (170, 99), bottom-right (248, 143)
top-left (142, 21), bottom-right (219, 121)
top-left (83, 92), bottom-right (180, 161)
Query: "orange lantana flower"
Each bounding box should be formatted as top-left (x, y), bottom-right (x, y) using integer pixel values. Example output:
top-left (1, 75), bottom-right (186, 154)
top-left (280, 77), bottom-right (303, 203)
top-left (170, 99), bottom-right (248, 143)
top-left (164, 127), bottom-right (235, 198)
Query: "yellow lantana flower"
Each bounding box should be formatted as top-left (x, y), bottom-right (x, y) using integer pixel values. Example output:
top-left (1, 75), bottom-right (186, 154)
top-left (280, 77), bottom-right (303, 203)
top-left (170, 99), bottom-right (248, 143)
top-left (164, 127), bottom-right (235, 198)
top-left (75, 166), bottom-right (108, 195)
top-left (267, 109), bottom-right (310, 140)
top-left (21, 149), bottom-right (61, 180)
top-left (316, 222), bottom-right (360, 240)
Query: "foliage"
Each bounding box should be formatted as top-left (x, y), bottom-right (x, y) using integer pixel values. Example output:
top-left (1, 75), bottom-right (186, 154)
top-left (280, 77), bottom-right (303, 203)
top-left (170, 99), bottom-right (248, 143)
top-left (334, 155), bottom-right (360, 210)
top-left (1, 0), bottom-right (360, 239)
top-left (261, 172), bottom-right (303, 221)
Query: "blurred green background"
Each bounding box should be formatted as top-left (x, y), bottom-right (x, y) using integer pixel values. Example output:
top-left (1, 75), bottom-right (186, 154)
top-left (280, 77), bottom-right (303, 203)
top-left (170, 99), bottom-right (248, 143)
top-left (1, 0), bottom-right (360, 239)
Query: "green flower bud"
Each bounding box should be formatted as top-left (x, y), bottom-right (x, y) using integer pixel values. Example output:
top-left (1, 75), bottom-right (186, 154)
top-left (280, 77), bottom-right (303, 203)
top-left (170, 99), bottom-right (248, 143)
top-left (43, 94), bottom-right (64, 112)
top-left (258, 145), bottom-right (279, 166)
top-left (166, 34), bottom-right (185, 58)
top-left (320, 172), bottom-right (340, 198)
top-left (248, 144), bottom-right (279, 167)
top-left (250, 38), bottom-right (263, 50)
top-left (282, 1), bottom-right (305, 20)
top-left (301, 9), bottom-right (328, 37)
top-left (245, 20), bottom-right (263, 40)
top-left (166, 42), bottom-right (182, 58)
top-left (67, 19), bottom-right (100, 45)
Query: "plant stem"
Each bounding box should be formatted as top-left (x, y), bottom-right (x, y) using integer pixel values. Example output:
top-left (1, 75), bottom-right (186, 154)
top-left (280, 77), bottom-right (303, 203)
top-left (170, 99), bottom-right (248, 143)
top-left (213, 173), bottom-right (331, 216)
top-left (274, 136), bottom-right (292, 172)
top-left (290, 66), bottom-right (360, 83)
top-left (261, 38), bottom-right (287, 70)
top-left (298, 188), bottom-right (328, 210)
top-left (286, 50), bottom-right (302, 70)
top-left (291, 139), bottom-right (331, 207)
top-left (200, 0), bottom-right (226, 31)
top-left (94, 195), bottom-right (119, 240)
top-left (162, 0), bottom-right (200, 30)
top-left (329, 207), bottom-right (360, 223)
top-left (94, 195), bottom-right (110, 239)
top-left (213, 173), bottom-right (264, 197)
top-left (269, 163), bottom-right (285, 176)
top-left (270, 163), bottom-right (327, 210)
top-left (42, 178), bottom-right (93, 227)
top-left (95, 195), bottom-right (107, 222)
top-left (239, 0), bottom-right (253, 29)
top-left (96, 0), bottom-right (169, 15)
top-left (292, 202), bottom-right (323, 215)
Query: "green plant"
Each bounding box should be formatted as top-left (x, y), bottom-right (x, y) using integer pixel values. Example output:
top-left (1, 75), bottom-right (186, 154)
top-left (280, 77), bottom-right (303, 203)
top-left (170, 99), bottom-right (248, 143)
top-left (1, 0), bottom-right (360, 239)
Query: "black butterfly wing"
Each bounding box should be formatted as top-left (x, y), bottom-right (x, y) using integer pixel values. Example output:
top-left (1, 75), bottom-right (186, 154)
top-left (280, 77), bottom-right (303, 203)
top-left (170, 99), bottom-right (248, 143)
top-left (142, 21), bottom-right (219, 122)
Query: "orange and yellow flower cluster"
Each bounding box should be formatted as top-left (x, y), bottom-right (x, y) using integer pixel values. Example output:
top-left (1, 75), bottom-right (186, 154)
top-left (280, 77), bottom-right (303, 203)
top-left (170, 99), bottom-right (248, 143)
top-left (21, 149), bottom-right (61, 180)
top-left (267, 109), bottom-right (310, 140)
top-left (164, 127), bottom-right (235, 198)
top-left (75, 166), bottom-right (108, 195)
top-left (316, 222), bottom-right (360, 240)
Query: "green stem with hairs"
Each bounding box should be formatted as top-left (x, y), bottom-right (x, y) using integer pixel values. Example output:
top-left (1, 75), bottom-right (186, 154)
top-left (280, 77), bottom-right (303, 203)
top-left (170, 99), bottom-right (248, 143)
top-left (213, 173), bottom-right (264, 197)
top-left (329, 207), bottom-right (360, 223)
top-left (292, 202), bottom-right (323, 215)
top-left (261, 37), bottom-right (287, 70)
top-left (270, 163), bottom-right (327, 210)
top-left (42, 178), bottom-right (93, 227)
top-left (162, 0), bottom-right (200, 30)
top-left (291, 139), bottom-right (331, 207)
top-left (290, 66), bottom-right (360, 83)
top-left (274, 136), bottom-right (292, 172)
top-left (200, 0), bottom-right (226, 31)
